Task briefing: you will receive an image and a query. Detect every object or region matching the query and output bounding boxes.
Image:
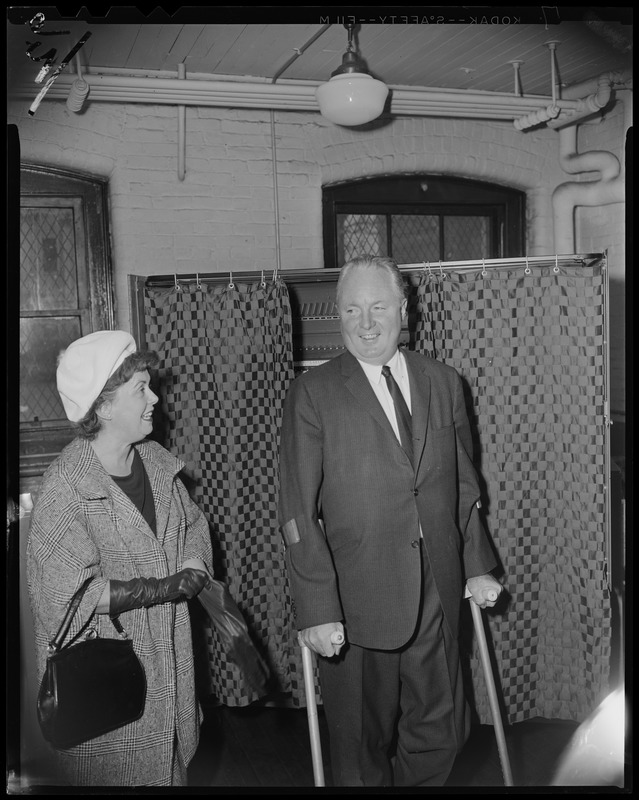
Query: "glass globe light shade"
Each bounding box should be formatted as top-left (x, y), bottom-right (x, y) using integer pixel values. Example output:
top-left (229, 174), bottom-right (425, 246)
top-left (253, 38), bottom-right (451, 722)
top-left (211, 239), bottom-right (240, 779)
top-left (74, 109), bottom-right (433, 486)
top-left (316, 73), bottom-right (389, 126)
top-left (66, 78), bottom-right (90, 112)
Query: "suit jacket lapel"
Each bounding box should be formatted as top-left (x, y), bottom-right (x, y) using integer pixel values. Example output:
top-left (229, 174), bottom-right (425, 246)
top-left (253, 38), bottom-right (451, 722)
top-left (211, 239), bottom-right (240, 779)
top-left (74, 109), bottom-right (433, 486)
top-left (340, 352), bottom-right (399, 443)
top-left (404, 350), bottom-right (431, 475)
top-left (339, 351), bottom-right (431, 472)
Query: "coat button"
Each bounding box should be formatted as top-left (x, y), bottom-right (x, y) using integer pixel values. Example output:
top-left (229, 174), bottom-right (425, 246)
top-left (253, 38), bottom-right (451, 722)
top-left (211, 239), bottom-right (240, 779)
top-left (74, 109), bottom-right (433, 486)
top-left (413, 489), bottom-right (419, 496)
top-left (411, 540), bottom-right (420, 549)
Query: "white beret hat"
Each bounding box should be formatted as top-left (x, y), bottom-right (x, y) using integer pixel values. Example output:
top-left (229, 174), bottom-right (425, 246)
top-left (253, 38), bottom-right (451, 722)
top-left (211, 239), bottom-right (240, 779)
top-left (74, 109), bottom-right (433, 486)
top-left (56, 330), bottom-right (137, 422)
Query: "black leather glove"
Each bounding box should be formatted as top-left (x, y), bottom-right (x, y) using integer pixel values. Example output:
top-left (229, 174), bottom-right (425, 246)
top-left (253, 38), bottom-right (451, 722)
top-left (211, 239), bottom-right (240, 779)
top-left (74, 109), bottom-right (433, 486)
top-left (109, 569), bottom-right (210, 616)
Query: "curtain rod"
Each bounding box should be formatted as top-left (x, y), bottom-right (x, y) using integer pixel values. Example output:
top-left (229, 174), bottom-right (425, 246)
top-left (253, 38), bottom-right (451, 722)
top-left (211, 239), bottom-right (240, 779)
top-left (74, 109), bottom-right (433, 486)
top-left (144, 254), bottom-right (603, 289)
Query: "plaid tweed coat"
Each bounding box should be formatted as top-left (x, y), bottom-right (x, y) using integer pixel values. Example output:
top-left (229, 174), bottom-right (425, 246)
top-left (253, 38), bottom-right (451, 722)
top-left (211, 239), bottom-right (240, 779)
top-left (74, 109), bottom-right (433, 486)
top-left (27, 437), bottom-right (214, 787)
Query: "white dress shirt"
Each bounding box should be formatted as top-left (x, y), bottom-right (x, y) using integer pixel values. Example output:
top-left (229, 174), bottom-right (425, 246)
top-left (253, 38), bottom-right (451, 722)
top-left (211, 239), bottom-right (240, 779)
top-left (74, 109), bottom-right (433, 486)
top-left (357, 349), bottom-right (412, 445)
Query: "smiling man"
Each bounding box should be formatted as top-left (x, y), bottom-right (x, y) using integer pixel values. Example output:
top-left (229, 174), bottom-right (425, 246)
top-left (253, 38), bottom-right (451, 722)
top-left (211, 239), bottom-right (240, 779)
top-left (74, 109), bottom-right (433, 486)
top-left (278, 255), bottom-right (503, 787)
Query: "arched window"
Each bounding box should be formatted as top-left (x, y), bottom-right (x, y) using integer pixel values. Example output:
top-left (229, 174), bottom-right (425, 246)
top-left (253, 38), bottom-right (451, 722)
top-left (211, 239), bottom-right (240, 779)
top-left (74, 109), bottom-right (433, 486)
top-left (322, 175), bottom-right (525, 269)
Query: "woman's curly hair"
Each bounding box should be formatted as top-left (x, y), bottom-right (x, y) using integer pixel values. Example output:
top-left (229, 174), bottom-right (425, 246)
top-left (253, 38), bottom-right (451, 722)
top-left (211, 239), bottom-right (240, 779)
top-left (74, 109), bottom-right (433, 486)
top-left (75, 350), bottom-right (160, 440)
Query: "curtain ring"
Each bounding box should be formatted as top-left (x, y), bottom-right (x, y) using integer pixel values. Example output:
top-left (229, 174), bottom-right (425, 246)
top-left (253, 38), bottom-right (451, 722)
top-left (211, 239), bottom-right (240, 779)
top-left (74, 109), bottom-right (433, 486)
top-left (554, 254), bottom-right (560, 274)
top-left (260, 268), bottom-right (266, 288)
top-left (439, 260), bottom-right (444, 279)
top-left (196, 273), bottom-right (201, 289)
top-left (524, 256), bottom-right (531, 276)
top-left (481, 258), bottom-right (487, 278)
top-left (174, 274), bottom-right (181, 292)
top-left (228, 270), bottom-right (235, 290)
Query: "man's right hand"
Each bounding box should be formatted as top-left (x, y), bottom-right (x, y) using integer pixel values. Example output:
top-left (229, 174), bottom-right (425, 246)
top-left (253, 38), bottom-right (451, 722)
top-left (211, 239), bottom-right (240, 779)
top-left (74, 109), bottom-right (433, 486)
top-left (298, 622), bottom-right (346, 657)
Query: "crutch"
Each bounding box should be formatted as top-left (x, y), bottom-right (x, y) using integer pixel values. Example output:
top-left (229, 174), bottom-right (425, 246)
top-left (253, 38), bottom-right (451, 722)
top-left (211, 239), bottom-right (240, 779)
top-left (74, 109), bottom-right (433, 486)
top-left (468, 592), bottom-right (514, 786)
top-left (300, 630), bottom-right (344, 787)
top-left (300, 642), bottom-right (325, 786)
top-left (301, 611), bottom-right (514, 788)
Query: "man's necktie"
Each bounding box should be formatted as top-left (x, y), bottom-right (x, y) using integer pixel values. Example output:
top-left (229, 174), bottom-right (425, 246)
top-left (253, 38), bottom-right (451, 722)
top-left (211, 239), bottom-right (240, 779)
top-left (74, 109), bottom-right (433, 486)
top-left (381, 365), bottom-right (413, 463)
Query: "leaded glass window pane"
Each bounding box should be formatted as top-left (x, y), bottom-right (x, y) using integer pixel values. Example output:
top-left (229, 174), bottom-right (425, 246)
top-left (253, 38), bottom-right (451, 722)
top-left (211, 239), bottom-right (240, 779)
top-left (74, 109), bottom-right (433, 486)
top-left (444, 215), bottom-right (490, 260)
top-left (20, 206), bottom-right (79, 311)
top-left (391, 215), bottom-right (440, 263)
top-left (20, 317), bottom-right (82, 423)
top-left (337, 214), bottom-right (386, 263)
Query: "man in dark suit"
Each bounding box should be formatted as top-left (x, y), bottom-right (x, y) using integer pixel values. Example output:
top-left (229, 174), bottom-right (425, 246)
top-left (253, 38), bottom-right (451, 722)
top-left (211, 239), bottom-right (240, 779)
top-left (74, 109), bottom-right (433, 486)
top-left (278, 255), bottom-right (503, 787)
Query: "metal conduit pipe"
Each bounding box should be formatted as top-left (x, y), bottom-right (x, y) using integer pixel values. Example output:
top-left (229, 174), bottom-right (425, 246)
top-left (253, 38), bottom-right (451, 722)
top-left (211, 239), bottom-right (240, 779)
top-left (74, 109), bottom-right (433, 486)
top-left (558, 69), bottom-right (632, 100)
top-left (556, 123), bottom-right (620, 180)
top-left (270, 110), bottom-right (282, 273)
top-left (514, 69), bottom-right (631, 131)
top-left (178, 63), bottom-right (186, 181)
top-left (390, 86), bottom-right (577, 107)
top-left (547, 76), bottom-right (613, 130)
top-left (271, 24), bottom-right (331, 84)
top-left (12, 74), bottom-right (567, 120)
top-left (514, 104), bottom-right (561, 130)
top-left (551, 96), bottom-right (627, 253)
top-left (552, 178), bottom-right (624, 253)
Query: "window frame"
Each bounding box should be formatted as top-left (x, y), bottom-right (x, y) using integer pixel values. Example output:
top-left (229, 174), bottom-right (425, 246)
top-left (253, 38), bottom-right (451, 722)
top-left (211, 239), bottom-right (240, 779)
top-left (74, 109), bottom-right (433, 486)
top-left (322, 174), bottom-right (525, 269)
top-left (18, 163), bottom-right (115, 486)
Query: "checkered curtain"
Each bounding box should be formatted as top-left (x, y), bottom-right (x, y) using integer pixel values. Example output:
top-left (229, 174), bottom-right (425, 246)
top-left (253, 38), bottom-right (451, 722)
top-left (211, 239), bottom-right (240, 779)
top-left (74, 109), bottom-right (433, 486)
top-left (414, 261), bottom-right (611, 725)
top-left (143, 278), bottom-right (307, 706)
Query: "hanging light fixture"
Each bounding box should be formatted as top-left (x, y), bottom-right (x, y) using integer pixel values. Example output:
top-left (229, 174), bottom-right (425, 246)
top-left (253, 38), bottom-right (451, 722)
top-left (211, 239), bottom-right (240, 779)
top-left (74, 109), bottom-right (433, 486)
top-left (316, 23), bottom-right (389, 126)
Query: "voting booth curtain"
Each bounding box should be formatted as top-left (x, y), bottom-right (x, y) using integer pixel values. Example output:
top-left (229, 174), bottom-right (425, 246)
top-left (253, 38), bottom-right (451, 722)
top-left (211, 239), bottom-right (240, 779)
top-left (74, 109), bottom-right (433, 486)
top-left (142, 257), bottom-right (611, 723)
top-left (143, 277), bottom-right (304, 706)
top-left (414, 259), bottom-right (611, 724)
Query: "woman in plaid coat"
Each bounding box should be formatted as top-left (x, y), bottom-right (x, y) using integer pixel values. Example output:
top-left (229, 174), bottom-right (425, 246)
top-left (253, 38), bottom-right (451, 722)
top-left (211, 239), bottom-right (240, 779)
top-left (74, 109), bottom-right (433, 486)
top-left (27, 331), bottom-right (214, 787)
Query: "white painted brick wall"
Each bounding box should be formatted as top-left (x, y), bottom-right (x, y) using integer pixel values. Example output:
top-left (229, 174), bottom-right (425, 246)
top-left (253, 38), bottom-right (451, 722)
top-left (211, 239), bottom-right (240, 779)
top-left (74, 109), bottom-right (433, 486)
top-left (8, 97), bottom-right (627, 411)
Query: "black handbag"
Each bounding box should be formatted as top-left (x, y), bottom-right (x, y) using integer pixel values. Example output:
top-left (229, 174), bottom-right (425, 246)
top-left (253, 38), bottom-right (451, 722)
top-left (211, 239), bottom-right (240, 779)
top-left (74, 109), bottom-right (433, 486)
top-left (37, 578), bottom-right (147, 749)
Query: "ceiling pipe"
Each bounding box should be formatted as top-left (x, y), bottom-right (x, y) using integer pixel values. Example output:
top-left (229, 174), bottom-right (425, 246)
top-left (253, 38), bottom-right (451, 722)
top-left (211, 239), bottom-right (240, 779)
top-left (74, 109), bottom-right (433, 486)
top-left (559, 69), bottom-right (632, 99)
top-left (547, 75), bottom-right (613, 130)
top-left (270, 111), bottom-right (282, 273)
top-left (13, 66), bottom-right (630, 129)
top-left (12, 72), bottom-right (575, 121)
top-left (271, 23), bottom-right (331, 84)
top-left (177, 62), bottom-right (186, 181)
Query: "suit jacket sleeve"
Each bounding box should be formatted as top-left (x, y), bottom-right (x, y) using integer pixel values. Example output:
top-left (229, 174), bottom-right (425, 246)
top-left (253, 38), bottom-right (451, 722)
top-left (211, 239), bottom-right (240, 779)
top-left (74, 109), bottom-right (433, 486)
top-left (451, 368), bottom-right (498, 579)
top-left (278, 375), bottom-right (343, 630)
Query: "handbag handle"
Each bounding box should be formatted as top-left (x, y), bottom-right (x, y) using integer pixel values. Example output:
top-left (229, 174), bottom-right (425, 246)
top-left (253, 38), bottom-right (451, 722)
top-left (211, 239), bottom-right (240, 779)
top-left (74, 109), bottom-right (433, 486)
top-left (48, 577), bottom-right (126, 652)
